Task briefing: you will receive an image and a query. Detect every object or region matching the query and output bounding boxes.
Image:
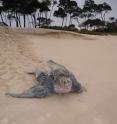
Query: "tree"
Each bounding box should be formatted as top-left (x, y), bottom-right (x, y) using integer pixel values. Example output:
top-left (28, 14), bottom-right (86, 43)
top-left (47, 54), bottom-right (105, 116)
top-left (0, 5), bottom-right (4, 23)
top-left (39, 0), bottom-right (51, 26)
top-left (37, 17), bottom-right (52, 27)
top-left (54, 7), bottom-right (67, 27)
top-left (49, 0), bottom-right (57, 20)
top-left (109, 17), bottom-right (115, 22)
top-left (96, 2), bottom-right (112, 21)
top-left (82, 18), bottom-right (105, 30)
top-left (2, 0), bottom-right (20, 27)
top-left (67, 0), bottom-right (78, 25)
top-left (81, 0), bottom-right (95, 29)
top-left (54, 0), bottom-right (78, 27)
top-left (106, 17), bottom-right (117, 32)
top-left (71, 6), bottom-right (82, 28)
top-left (82, 0), bottom-right (95, 19)
top-left (57, 0), bottom-right (70, 26)
top-left (7, 14), bottom-right (16, 27)
top-left (18, 0), bottom-right (38, 28)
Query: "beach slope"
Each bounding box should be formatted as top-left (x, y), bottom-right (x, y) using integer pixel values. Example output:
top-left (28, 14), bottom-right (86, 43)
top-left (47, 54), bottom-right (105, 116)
top-left (0, 27), bottom-right (117, 124)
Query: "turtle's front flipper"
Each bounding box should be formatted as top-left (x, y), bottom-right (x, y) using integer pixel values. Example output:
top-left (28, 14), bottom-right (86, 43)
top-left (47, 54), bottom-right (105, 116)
top-left (6, 85), bottom-right (50, 98)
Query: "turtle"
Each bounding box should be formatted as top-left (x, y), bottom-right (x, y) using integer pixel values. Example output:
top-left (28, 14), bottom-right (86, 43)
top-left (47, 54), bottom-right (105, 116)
top-left (6, 60), bottom-right (82, 98)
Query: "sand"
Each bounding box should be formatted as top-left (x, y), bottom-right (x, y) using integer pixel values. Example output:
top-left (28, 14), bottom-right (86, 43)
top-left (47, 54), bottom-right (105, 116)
top-left (0, 26), bottom-right (117, 124)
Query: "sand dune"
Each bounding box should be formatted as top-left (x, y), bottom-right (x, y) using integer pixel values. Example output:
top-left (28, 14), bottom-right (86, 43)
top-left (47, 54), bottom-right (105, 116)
top-left (0, 26), bottom-right (117, 124)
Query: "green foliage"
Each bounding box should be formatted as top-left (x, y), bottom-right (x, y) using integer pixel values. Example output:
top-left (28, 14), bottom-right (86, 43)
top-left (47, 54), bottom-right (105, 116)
top-left (54, 8), bottom-right (67, 18)
top-left (37, 17), bottom-right (52, 26)
top-left (82, 19), bottom-right (105, 27)
top-left (41, 25), bottom-right (78, 32)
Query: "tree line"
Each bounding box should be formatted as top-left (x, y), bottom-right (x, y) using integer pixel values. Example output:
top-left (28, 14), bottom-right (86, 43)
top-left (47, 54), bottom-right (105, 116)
top-left (0, 0), bottom-right (117, 31)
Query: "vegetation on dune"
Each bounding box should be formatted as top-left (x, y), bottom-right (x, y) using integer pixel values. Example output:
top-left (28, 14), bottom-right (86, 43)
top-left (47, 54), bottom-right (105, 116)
top-left (0, 0), bottom-right (117, 34)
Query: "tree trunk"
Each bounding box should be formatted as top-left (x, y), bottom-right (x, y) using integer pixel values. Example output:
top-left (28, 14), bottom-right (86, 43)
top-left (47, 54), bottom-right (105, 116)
top-left (49, 4), bottom-right (54, 21)
top-left (0, 13), bottom-right (4, 23)
top-left (64, 17), bottom-right (67, 26)
top-left (3, 12), bottom-right (8, 24)
top-left (94, 12), bottom-right (97, 19)
top-left (31, 15), bottom-right (34, 28)
top-left (8, 11), bottom-right (11, 27)
top-left (9, 19), bottom-right (11, 27)
top-left (23, 14), bottom-right (26, 28)
top-left (103, 12), bottom-right (107, 22)
top-left (18, 16), bottom-right (21, 28)
top-left (76, 18), bottom-right (81, 30)
top-left (62, 17), bottom-right (64, 27)
top-left (27, 15), bottom-right (30, 28)
top-left (45, 12), bottom-right (48, 26)
top-left (16, 11), bottom-right (19, 27)
top-left (69, 14), bottom-right (72, 26)
top-left (33, 14), bottom-right (36, 28)
top-left (101, 12), bottom-right (103, 21)
top-left (38, 10), bottom-right (40, 27)
top-left (84, 17), bottom-right (87, 30)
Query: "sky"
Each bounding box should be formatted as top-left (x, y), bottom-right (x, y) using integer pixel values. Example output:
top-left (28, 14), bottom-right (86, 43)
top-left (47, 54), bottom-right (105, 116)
top-left (76, 0), bottom-right (117, 18)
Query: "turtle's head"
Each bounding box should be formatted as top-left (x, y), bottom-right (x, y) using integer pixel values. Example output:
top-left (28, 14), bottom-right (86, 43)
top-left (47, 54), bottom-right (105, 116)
top-left (54, 77), bottom-right (72, 94)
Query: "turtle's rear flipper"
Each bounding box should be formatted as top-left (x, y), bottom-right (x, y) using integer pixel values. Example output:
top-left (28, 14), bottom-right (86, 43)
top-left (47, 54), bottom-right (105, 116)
top-left (6, 85), bottom-right (50, 98)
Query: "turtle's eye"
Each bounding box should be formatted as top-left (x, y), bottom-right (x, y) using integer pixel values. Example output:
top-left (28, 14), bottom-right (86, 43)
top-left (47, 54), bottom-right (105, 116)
top-left (63, 81), bottom-right (67, 87)
top-left (37, 72), bottom-right (47, 82)
top-left (59, 73), bottom-right (65, 77)
top-left (64, 81), bottom-right (66, 84)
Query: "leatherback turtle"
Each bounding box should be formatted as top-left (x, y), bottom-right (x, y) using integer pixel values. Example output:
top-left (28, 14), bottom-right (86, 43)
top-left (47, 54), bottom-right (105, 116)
top-left (6, 60), bottom-right (82, 98)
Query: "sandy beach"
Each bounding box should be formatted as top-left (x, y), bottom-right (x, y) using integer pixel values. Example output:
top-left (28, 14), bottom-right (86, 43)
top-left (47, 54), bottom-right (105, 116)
top-left (0, 26), bottom-right (117, 124)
